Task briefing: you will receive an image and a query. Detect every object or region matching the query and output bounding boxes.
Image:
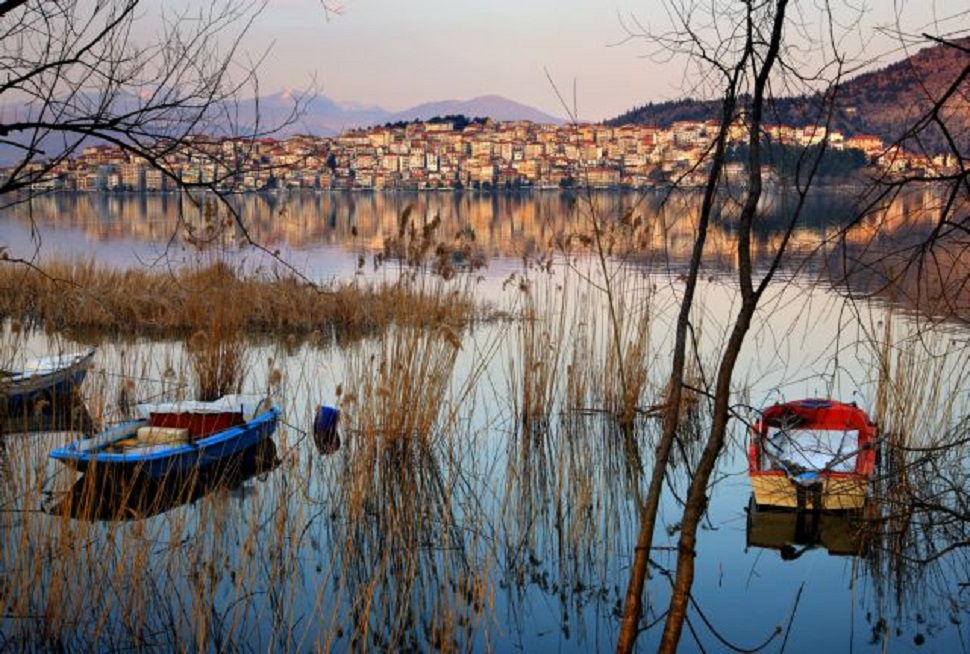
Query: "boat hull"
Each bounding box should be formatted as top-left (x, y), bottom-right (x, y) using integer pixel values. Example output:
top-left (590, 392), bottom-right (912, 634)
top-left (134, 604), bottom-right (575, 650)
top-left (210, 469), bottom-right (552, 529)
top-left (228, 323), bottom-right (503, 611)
top-left (51, 405), bottom-right (281, 479)
top-left (49, 439), bottom-right (280, 521)
top-left (2, 349), bottom-right (95, 412)
top-left (749, 471), bottom-right (869, 511)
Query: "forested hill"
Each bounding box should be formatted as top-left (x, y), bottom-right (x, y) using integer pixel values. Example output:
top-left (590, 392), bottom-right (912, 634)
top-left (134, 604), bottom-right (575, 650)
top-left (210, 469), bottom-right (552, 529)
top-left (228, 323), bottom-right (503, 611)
top-left (608, 37), bottom-right (969, 154)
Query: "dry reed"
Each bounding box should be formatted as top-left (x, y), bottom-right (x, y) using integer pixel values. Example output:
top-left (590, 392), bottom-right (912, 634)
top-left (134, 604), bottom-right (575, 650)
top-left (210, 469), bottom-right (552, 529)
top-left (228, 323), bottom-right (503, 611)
top-left (321, 282), bottom-right (493, 651)
top-left (508, 270), bottom-right (568, 433)
top-left (0, 258), bottom-right (478, 340)
top-left (860, 306), bottom-right (970, 631)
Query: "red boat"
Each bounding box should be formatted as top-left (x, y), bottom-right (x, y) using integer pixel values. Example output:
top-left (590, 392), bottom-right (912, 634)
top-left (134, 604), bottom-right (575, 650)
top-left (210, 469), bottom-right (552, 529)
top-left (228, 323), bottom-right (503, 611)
top-left (748, 399), bottom-right (878, 511)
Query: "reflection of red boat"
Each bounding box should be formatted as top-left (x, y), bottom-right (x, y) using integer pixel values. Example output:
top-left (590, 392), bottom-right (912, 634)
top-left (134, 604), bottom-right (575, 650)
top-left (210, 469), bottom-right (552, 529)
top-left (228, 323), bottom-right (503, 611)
top-left (748, 399), bottom-right (878, 511)
top-left (745, 497), bottom-right (870, 559)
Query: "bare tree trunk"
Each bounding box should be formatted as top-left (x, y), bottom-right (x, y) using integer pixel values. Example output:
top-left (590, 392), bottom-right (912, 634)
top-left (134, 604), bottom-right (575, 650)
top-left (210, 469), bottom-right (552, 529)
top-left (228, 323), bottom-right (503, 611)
top-left (658, 2), bottom-right (791, 650)
top-left (616, 0), bottom-right (817, 650)
top-left (615, 22), bottom-right (753, 654)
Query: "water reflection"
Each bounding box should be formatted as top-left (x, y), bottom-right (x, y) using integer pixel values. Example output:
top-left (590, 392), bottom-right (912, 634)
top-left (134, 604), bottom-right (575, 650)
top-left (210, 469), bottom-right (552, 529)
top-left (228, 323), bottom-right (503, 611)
top-left (1, 394), bottom-right (94, 435)
top-left (47, 439), bottom-right (279, 521)
top-left (1, 190), bottom-right (968, 650)
top-left (745, 500), bottom-right (871, 559)
top-left (2, 187), bottom-right (950, 268)
top-left (330, 435), bottom-right (480, 652)
top-left (501, 410), bottom-right (646, 645)
top-left (5, 187), bottom-right (964, 321)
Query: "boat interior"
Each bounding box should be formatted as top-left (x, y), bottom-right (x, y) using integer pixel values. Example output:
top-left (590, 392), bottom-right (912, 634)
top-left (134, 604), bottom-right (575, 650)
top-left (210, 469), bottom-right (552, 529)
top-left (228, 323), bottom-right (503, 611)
top-left (763, 427), bottom-right (860, 472)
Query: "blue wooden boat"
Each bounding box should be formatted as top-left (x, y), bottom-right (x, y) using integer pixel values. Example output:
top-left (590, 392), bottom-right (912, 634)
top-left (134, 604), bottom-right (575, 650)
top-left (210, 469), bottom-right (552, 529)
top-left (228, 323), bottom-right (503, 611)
top-left (50, 394), bottom-right (281, 478)
top-left (2, 348), bottom-right (95, 410)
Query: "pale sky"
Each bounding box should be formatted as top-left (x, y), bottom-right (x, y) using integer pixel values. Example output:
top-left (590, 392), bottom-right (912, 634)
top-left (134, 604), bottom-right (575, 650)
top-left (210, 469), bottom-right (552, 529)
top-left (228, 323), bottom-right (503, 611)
top-left (175, 0), bottom-right (968, 123)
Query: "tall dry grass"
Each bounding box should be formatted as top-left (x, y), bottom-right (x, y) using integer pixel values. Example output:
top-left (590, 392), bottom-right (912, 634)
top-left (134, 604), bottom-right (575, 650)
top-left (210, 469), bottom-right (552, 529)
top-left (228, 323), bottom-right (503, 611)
top-left (543, 194), bottom-right (669, 432)
top-left (860, 306), bottom-right (970, 634)
top-left (870, 308), bottom-right (970, 452)
top-left (0, 258), bottom-right (477, 340)
top-left (507, 269), bottom-right (568, 434)
top-left (318, 275), bottom-right (494, 651)
top-left (601, 273), bottom-right (659, 429)
top-left (180, 262), bottom-right (249, 401)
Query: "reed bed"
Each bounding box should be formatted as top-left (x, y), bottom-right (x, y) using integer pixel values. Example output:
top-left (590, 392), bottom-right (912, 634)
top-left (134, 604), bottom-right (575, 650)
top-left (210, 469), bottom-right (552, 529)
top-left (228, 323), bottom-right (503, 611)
top-left (601, 272), bottom-right (660, 429)
top-left (858, 306), bottom-right (970, 638)
top-left (8, 198), bottom-right (970, 652)
top-left (0, 259), bottom-right (478, 339)
top-left (498, 398), bottom-right (651, 639)
top-left (183, 265), bottom-right (249, 401)
top-left (495, 258), bottom-right (672, 636)
top-left (317, 286), bottom-right (494, 652)
top-left (507, 268), bottom-right (569, 434)
top-left (555, 196), bottom-right (667, 427)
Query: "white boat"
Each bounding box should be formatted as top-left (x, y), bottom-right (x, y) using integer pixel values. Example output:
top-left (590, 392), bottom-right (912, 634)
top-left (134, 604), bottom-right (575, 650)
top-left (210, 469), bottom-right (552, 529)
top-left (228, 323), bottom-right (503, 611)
top-left (1, 349), bottom-right (95, 411)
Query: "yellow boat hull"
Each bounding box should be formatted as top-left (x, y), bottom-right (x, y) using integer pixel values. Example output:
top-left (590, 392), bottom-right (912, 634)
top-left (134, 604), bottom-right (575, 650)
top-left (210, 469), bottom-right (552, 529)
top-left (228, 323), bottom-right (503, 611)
top-left (750, 473), bottom-right (869, 511)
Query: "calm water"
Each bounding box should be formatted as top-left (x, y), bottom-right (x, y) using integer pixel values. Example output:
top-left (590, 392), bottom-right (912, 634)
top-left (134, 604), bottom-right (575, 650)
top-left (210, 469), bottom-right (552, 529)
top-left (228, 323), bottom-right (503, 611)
top-left (1, 190), bottom-right (968, 652)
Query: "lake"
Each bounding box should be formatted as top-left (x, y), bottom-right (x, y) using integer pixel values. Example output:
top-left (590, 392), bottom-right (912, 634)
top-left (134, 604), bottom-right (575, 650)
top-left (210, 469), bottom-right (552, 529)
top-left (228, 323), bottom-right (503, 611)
top-left (1, 189), bottom-right (967, 652)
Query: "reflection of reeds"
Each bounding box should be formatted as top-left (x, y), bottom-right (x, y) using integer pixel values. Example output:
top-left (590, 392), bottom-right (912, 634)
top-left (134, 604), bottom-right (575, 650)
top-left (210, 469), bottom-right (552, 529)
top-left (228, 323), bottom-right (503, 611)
top-left (861, 309), bottom-right (970, 642)
top-left (500, 409), bottom-right (642, 634)
top-left (337, 438), bottom-right (483, 651)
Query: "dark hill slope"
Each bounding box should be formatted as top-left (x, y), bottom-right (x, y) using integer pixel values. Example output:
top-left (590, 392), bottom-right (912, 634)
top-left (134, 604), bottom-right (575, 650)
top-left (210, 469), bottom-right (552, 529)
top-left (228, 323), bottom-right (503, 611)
top-left (608, 38), bottom-right (969, 154)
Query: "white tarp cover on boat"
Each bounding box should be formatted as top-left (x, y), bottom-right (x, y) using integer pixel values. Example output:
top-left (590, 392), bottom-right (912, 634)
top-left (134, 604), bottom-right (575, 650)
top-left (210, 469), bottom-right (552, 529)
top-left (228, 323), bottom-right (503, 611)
top-left (135, 394), bottom-right (268, 422)
top-left (765, 427), bottom-right (860, 472)
top-left (16, 351), bottom-right (91, 375)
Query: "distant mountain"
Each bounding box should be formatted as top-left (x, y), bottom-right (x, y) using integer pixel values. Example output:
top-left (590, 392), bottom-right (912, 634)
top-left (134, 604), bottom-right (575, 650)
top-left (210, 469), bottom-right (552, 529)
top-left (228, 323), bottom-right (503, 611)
top-left (233, 90), bottom-right (391, 137)
top-left (386, 95), bottom-right (563, 125)
top-left (236, 92), bottom-right (563, 136)
top-left (608, 37), bottom-right (970, 154)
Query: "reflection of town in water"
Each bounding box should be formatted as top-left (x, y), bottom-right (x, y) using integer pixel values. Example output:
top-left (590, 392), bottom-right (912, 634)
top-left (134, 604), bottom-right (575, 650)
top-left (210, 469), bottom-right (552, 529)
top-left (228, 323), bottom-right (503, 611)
top-left (5, 186), bottom-right (950, 268)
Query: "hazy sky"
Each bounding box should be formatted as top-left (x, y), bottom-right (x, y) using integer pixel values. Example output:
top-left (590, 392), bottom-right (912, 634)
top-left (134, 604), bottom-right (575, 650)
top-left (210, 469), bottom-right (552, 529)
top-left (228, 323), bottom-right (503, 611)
top-left (180, 0), bottom-right (968, 122)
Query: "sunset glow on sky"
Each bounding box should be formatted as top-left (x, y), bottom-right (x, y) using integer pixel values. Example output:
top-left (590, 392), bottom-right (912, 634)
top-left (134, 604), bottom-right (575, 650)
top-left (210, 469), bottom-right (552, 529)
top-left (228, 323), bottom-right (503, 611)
top-left (177, 0), bottom-right (967, 122)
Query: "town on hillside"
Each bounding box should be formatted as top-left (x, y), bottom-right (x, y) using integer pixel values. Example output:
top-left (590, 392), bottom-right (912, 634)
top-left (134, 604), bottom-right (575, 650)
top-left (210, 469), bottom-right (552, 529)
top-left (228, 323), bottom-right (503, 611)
top-left (19, 117), bottom-right (958, 193)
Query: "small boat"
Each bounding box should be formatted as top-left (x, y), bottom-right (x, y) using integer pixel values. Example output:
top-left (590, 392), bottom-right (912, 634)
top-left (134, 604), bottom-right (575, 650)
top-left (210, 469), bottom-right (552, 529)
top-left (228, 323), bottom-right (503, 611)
top-left (1, 348), bottom-right (95, 412)
top-left (748, 398), bottom-right (878, 511)
top-left (50, 394), bottom-right (281, 478)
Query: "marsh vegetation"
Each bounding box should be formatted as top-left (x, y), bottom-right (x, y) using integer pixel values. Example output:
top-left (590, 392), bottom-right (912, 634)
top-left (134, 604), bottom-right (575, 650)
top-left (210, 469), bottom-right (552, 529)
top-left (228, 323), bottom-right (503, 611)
top-left (0, 180), bottom-right (968, 652)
